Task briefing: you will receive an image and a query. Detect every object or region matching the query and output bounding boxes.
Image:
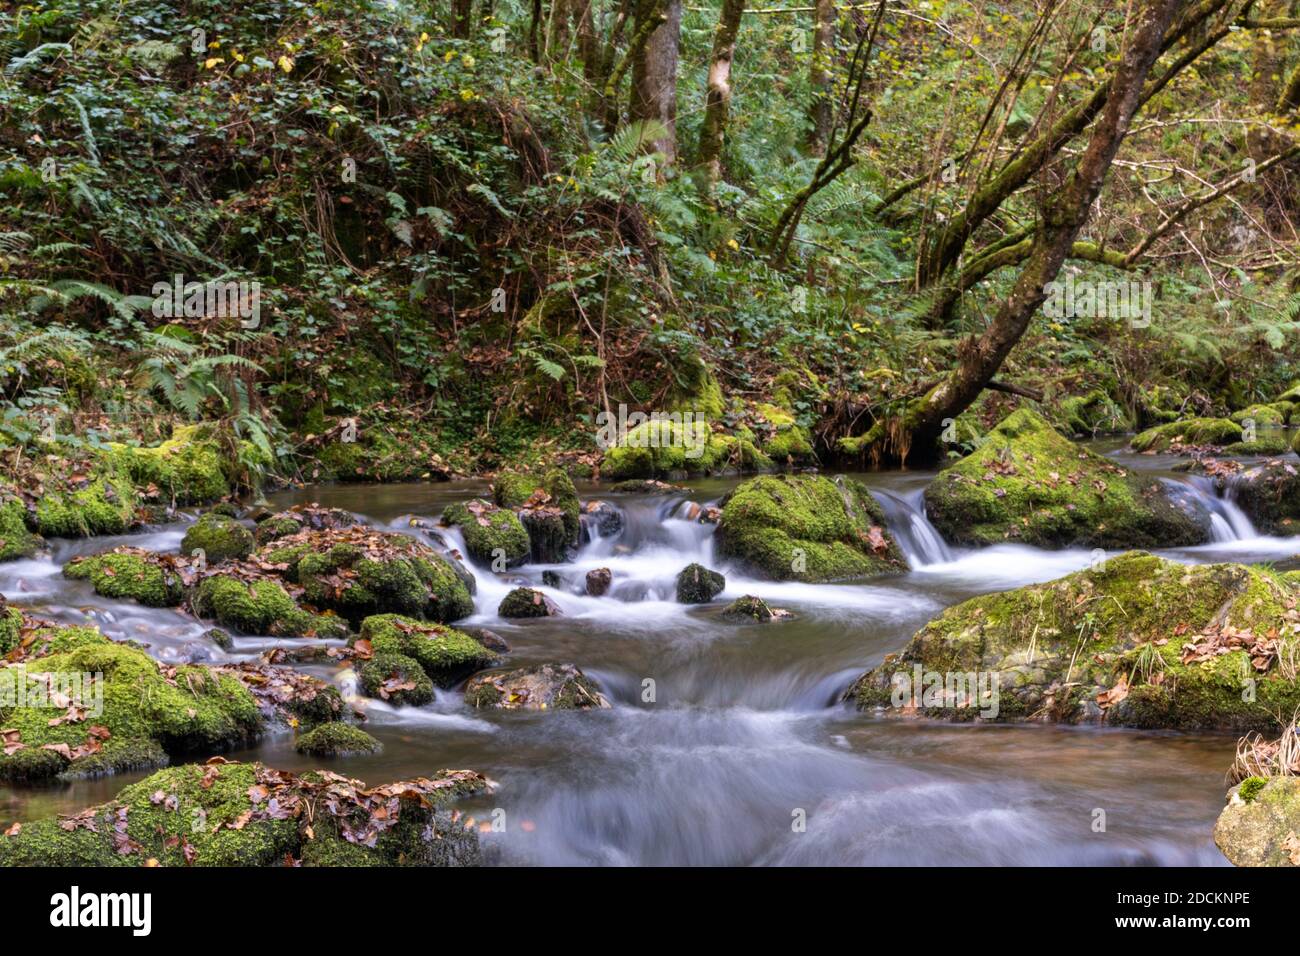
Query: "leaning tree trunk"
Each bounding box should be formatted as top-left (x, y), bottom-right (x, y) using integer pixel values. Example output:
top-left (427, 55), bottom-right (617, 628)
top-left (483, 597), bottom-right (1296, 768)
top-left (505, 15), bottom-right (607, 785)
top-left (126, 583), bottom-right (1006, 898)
top-left (696, 0), bottom-right (746, 189)
top-left (873, 0), bottom-right (1187, 463)
top-left (807, 0), bottom-right (835, 154)
top-left (630, 0), bottom-right (682, 165)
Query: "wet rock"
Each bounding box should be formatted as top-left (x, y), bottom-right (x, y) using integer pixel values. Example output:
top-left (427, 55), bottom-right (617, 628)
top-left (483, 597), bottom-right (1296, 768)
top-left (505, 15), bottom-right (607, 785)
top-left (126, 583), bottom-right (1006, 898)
top-left (518, 507), bottom-right (572, 563)
top-left (191, 572), bottom-right (348, 639)
top-left (675, 563), bottom-right (725, 603)
top-left (441, 498), bottom-right (530, 568)
top-left (1222, 459), bottom-right (1300, 535)
top-left (1131, 417), bottom-right (1242, 453)
top-left (0, 621), bottom-right (262, 784)
top-left (464, 663), bottom-right (610, 711)
top-left (64, 547), bottom-right (186, 607)
top-left (586, 567), bottom-right (612, 596)
top-left (581, 500), bottom-right (624, 540)
top-left (182, 513), bottom-right (255, 563)
top-left (493, 469), bottom-right (581, 557)
top-left (208, 502), bottom-right (241, 519)
top-left (498, 587), bottom-right (562, 618)
top-left (253, 504), bottom-right (357, 545)
top-left (607, 479), bottom-right (688, 494)
top-left (354, 614), bottom-right (497, 687)
top-left (204, 627), bottom-right (234, 651)
top-left (926, 408), bottom-right (1206, 549)
top-left (1214, 777), bottom-right (1300, 866)
top-left (720, 595), bottom-right (790, 622)
top-left (541, 569), bottom-right (565, 588)
top-left (358, 652), bottom-right (434, 706)
top-left (0, 761), bottom-right (486, 866)
top-left (715, 473), bottom-right (906, 581)
top-left (847, 551), bottom-right (1300, 731)
top-left (462, 627), bottom-right (510, 653)
top-left (295, 722), bottom-right (381, 757)
top-left (214, 659), bottom-right (346, 728)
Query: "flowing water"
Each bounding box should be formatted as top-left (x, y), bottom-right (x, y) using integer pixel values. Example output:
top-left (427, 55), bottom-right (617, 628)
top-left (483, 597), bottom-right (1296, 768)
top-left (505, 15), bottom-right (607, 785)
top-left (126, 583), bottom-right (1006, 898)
top-left (3, 444), bottom-right (1297, 865)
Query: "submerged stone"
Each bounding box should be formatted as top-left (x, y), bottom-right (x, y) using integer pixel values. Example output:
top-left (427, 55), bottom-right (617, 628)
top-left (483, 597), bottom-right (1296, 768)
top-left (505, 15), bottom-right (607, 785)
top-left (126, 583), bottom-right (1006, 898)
top-left (925, 408), bottom-right (1206, 549)
top-left (715, 473), bottom-right (906, 581)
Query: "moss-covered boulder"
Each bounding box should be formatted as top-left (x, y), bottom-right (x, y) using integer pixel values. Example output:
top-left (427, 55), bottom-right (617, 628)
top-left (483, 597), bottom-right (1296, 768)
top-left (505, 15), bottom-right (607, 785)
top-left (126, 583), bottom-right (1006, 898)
top-left (269, 528), bottom-right (474, 626)
top-left (600, 421), bottom-right (770, 480)
top-left (675, 563), bottom-right (725, 603)
top-left (1230, 404), bottom-right (1288, 427)
top-left (111, 424), bottom-right (230, 505)
top-left (714, 474), bottom-right (906, 581)
top-left (0, 761), bottom-right (486, 866)
top-left (925, 408), bottom-right (1205, 548)
top-left (754, 403), bottom-right (816, 464)
top-left (253, 504), bottom-right (357, 546)
top-left (441, 499), bottom-right (530, 568)
top-left (32, 458), bottom-right (136, 538)
top-left (847, 552), bottom-right (1300, 731)
top-left (1131, 417), bottom-right (1242, 452)
top-left (295, 722), bottom-right (381, 757)
top-left (1058, 390), bottom-right (1131, 437)
top-left (191, 573), bottom-right (347, 638)
top-left (493, 468), bottom-right (582, 559)
top-left (64, 547), bottom-right (185, 607)
top-left (464, 663), bottom-right (610, 711)
top-left (355, 614), bottom-right (497, 687)
top-left (0, 624), bottom-right (261, 783)
top-left (720, 595), bottom-right (790, 622)
top-left (358, 652), bottom-right (434, 706)
top-left (182, 513), bottom-right (255, 563)
top-left (1224, 438), bottom-right (1291, 456)
top-left (1214, 777), bottom-right (1300, 867)
top-left (0, 495), bottom-right (40, 562)
top-left (498, 587), bottom-right (561, 618)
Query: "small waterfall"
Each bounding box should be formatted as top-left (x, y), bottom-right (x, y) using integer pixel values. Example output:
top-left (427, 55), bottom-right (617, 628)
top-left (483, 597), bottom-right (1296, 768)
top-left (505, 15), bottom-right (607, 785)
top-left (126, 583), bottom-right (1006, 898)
top-left (873, 488), bottom-right (953, 566)
top-left (1169, 476), bottom-right (1257, 542)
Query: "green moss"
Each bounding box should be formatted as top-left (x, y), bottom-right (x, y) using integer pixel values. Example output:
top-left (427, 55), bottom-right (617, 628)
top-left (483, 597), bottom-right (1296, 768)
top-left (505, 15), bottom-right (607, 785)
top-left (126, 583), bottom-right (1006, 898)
top-left (442, 499), bottom-right (530, 567)
top-left (64, 549), bottom-right (184, 607)
top-left (925, 408), bottom-right (1206, 548)
top-left (295, 722), bottom-right (381, 756)
top-left (33, 459), bottom-right (136, 538)
top-left (1239, 776), bottom-right (1268, 803)
top-left (1131, 417), bottom-right (1243, 452)
top-left (0, 762), bottom-right (487, 867)
top-left (755, 403), bottom-right (815, 463)
top-left (1214, 776), bottom-right (1300, 867)
top-left (675, 563), bottom-right (725, 603)
top-left (0, 605), bottom-right (23, 654)
top-left (255, 515), bottom-right (304, 545)
top-left (0, 629), bottom-right (262, 783)
top-left (492, 468), bottom-right (582, 548)
top-left (715, 474), bottom-right (906, 581)
top-left (1058, 390), bottom-right (1130, 437)
top-left (849, 551), bottom-right (1300, 731)
top-left (0, 497), bottom-right (40, 562)
top-left (358, 652), bottom-right (435, 706)
top-left (192, 574), bottom-right (347, 638)
top-left (464, 663), bottom-right (610, 710)
top-left (1231, 404), bottom-right (1287, 427)
top-left (181, 514), bottom-right (255, 563)
top-left (111, 424), bottom-right (230, 505)
top-left (1224, 438), bottom-right (1290, 456)
top-left (601, 420), bottom-right (771, 480)
top-left (498, 587), bottom-right (559, 617)
top-left (356, 614), bottom-right (496, 686)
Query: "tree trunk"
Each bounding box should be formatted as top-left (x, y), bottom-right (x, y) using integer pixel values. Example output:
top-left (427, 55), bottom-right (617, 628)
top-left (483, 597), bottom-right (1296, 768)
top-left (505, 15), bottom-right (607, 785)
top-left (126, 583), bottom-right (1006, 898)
top-left (630, 0), bottom-right (682, 165)
top-left (696, 0), bottom-right (746, 189)
top-left (874, 0), bottom-right (1187, 463)
top-left (808, 0), bottom-right (835, 154)
top-left (453, 0), bottom-right (474, 39)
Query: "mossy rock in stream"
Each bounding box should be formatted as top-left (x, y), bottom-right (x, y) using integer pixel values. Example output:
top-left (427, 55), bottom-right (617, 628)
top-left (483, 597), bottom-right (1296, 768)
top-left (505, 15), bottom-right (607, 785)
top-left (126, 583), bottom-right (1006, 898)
top-left (191, 573), bottom-right (348, 638)
top-left (464, 663), bottom-right (610, 711)
top-left (264, 528), bottom-right (474, 625)
top-left (714, 474), bottom-right (906, 582)
top-left (498, 586), bottom-right (562, 618)
top-left (181, 513), bottom-right (255, 563)
top-left (493, 468), bottom-right (582, 552)
top-left (846, 552), bottom-right (1300, 731)
top-left (924, 408), bottom-right (1206, 549)
top-left (675, 563), bottom-right (725, 603)
top-left (32, 457), bottom-right (136, 539)
top-left (1208, 459), bottom-right (1300, 535)
top-left (0, 761), bottom-right (486, 867)
top-left (355, 614), bottom-right (497, 687)
top-left (1214, 777), bottom-right (1300, 867)
top-left (0, 624), bottom-right (262, 783)
top-left (0, 495), bottom-right (41, 562)
top-left (441, 499), bottom-right (530, 568)
top-left (295, 722), bottom-right (381, 757)
top-left (599, 418), bottom-right (771, 481)
top-left (1130, 417), bottom-right (1242, 452)
top-left (110, 424), bottom-right (231, 505)
top-left (63, 547), bottom-right (185, 607)
top-left (1230, 404), bottom-right (1288, 427)
top-left (358, 652), bottom-right (434, 706)
top-left (1223, 438), bottom-right (1291, 456)
top-left (253, 504), bottom-right (357, 545)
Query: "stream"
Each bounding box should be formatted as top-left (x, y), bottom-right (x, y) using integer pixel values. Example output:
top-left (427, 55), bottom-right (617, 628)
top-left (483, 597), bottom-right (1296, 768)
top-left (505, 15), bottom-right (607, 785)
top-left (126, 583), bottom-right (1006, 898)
top-left (4, 442), bottom-right (1299, 865)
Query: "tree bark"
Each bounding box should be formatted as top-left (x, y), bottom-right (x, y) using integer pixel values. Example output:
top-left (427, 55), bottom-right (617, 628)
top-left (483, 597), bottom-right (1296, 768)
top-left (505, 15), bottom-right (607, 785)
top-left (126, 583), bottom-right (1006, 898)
top-left (452, 0), bottom-right (474, 38)
top-left (696, 0), bottom-right (746, 189)
top-left (807, 0), bottom-right (835, 154)
top-left (871, 0), bottom-right (1187, 464)
top-left (630, 0), bottom-right (682, 165)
